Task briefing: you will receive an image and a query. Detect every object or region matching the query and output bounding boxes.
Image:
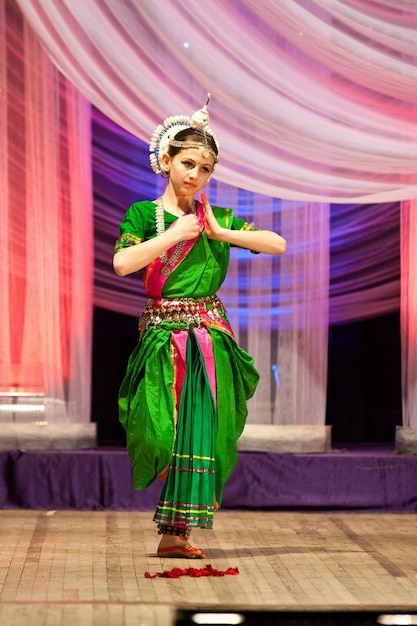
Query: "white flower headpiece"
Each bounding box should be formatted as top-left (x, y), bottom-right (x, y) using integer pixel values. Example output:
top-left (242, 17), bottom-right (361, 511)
top-left (149, 93), bottom-right (219, 174)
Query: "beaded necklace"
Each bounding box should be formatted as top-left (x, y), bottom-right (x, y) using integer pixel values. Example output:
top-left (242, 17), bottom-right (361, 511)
top-left (156, 196), bottom-right (196, 276)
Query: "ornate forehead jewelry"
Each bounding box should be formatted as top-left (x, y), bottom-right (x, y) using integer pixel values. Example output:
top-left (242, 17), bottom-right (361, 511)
top-left (149, 93), bottom-right (219, 174)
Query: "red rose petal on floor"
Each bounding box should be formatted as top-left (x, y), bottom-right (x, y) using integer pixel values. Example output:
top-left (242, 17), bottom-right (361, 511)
top-left (144, 564), bottom-right (239, 578)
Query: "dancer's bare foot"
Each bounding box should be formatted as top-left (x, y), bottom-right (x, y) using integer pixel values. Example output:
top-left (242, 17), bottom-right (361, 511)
top-left (157, 533), bottom-right (206, 559)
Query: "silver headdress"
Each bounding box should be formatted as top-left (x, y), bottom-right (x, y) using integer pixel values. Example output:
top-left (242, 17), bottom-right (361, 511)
top-left (149, 93), bottom-right (219, 174)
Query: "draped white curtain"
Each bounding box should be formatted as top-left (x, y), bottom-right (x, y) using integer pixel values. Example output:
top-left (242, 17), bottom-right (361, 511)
top-left (15, 0), bottom-right (417, 203)
top-left (3, 0), bottom-right (417, 429)
top-left (205, 190), bottom-right (329, 425)
top-left (273, 201), bottom-right (329, 425)
top-left (0, 0), bottom-right (93, 422)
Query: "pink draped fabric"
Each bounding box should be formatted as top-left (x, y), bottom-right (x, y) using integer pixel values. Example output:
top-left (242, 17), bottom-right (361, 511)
top-left (400, 199), bottom-right (417, 428)
top-left (0, 0), bottom-right (93, 422)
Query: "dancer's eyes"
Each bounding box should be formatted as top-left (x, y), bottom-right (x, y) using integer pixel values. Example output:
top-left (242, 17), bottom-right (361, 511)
top-left (182, 160), bottom-right (212, 174)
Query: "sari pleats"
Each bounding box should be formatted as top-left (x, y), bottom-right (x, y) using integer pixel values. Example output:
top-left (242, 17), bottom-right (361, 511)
top-left (153, 330), bottom-right (217, 529)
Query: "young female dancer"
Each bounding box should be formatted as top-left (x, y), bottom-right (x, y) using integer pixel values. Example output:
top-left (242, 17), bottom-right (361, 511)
top-left (113, 95), bottom-right (286, 558)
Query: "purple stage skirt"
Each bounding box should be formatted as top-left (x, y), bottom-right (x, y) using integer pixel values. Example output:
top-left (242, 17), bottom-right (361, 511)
top-left (0, 446), bottom-right (416, 513)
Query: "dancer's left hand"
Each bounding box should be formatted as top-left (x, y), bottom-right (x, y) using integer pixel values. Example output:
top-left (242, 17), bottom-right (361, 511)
top-left (201, 192), bottom-right (222, 240)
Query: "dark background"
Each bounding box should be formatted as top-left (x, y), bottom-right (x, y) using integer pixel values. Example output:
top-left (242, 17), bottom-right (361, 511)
top-left (91, 307), bottom-right (402, 447)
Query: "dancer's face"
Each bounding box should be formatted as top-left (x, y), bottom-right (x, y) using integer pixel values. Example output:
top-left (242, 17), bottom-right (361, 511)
top-left (164, 148), bottom-right (215, 197)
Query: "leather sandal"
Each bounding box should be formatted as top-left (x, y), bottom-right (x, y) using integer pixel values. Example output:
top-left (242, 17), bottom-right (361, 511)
top-left (157, 544), bottom-right (206, 559)
top-left (156, 524), bottom-right (206, 558)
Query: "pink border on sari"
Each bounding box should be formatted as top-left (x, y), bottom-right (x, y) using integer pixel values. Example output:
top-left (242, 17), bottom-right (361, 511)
top-left (193, 327), bottom-right (217, 405)
top-left (171, 327), bottom-right (216, 409)
top-left (171, 330), bottom-right (188, 414)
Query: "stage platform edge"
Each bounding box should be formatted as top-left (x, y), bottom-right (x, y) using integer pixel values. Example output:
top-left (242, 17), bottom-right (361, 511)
top-left (0, 444), bottom-right (416, 513)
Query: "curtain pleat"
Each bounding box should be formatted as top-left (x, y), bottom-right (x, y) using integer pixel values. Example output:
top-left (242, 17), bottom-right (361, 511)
top-left (15, 0), bottom-right (417, 203)
top-left (0, 0), bottom-right (93, 422)
top-left (400, 199), bottom-right (417, 428)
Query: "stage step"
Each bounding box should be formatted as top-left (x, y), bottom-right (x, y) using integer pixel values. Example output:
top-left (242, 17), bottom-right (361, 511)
top-left (238, 424), bottom-right (331, 453)
top-left (395, 426), bottom-right (417, 454)
top-left (0, 423), bottom-right (96, 450)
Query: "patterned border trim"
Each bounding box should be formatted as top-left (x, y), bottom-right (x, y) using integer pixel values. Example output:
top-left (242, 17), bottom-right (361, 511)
top-left (241, 221), bottom-right (262, 231)
top-left (114, 232), bottom-right (142, 254)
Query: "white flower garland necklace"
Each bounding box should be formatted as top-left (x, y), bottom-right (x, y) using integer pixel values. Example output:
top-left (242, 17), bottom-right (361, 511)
top-left (156, 196), bottom-right (196, 276)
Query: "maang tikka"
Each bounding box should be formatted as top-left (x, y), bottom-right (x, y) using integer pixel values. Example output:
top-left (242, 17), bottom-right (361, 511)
top-left (149, 93), bottom-right (220, 174)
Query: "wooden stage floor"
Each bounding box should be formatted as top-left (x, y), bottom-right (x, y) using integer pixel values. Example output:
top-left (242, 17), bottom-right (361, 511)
top-left (0, 510), bottom-right (416, 625)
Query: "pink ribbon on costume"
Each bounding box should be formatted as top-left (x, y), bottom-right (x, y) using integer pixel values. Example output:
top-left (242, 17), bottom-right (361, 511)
top-left (171, 330), bottom-right (188, 414)
top-left (193, 327), bottom-right (217, 405)
top-left (171, 327), bottom-right (216, 408)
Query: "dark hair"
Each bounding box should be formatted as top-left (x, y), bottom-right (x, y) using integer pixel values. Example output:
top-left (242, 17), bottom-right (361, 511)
top-left (167, 128), bottom-right (218, 159)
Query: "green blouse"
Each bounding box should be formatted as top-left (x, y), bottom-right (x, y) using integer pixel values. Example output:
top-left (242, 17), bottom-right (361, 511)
top-left (114, 200), bottom-right (258, 299)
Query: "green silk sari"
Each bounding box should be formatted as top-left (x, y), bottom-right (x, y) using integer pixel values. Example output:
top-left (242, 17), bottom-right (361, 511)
top-left (115, 200), bottom-right (259, 528)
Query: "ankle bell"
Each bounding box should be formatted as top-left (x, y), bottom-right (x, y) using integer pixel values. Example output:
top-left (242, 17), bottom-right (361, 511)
top-left (157, 524), bottom-right (191, 539)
